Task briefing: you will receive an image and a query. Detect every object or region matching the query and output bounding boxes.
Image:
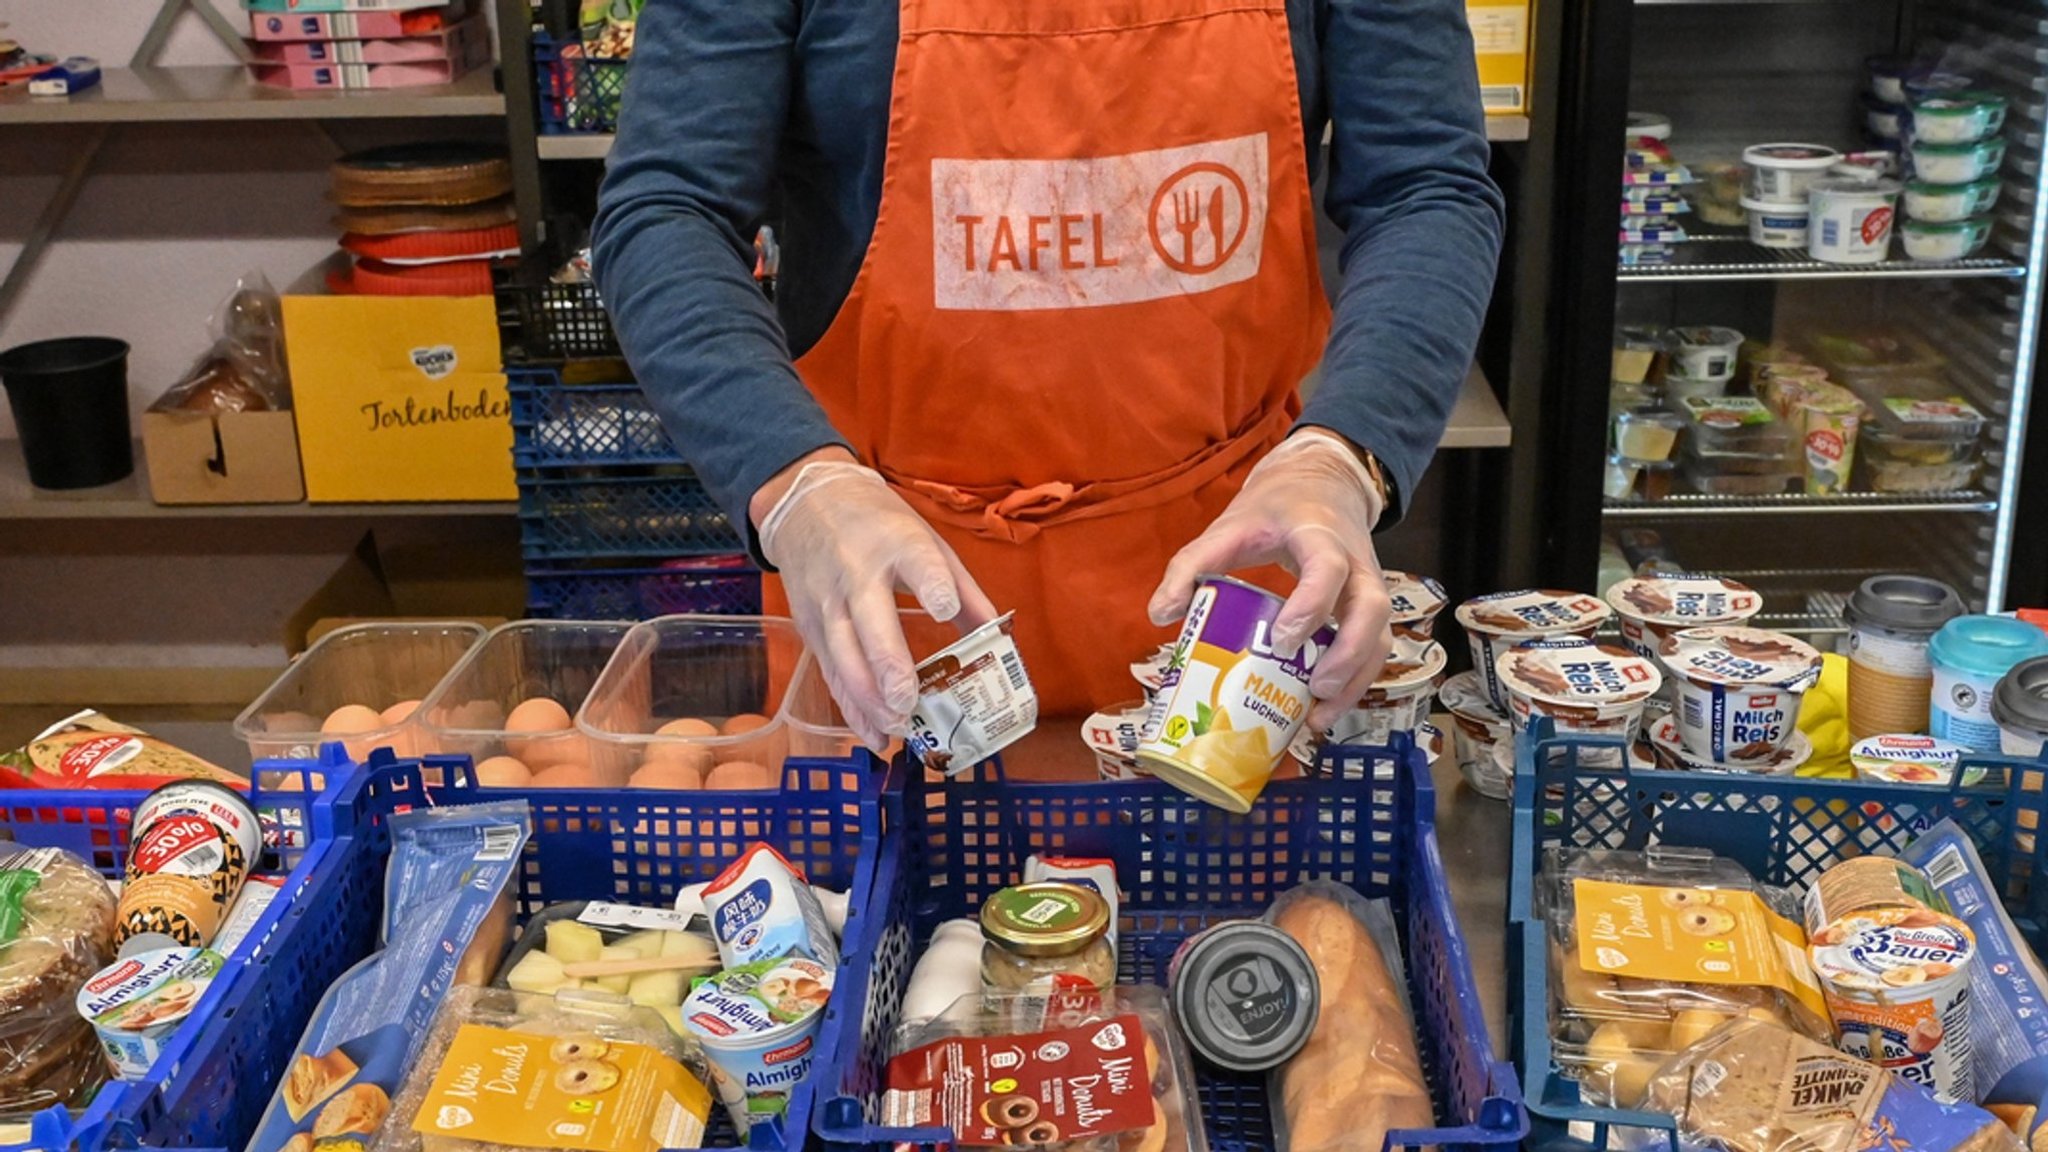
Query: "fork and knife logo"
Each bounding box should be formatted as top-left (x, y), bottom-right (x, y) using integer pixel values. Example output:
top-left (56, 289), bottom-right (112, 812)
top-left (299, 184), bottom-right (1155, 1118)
top-left (1148, 161), bottom-right (1250, 275)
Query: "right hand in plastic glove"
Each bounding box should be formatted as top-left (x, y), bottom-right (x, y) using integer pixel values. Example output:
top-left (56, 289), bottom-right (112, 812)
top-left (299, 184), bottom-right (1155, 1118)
top-left (755, 453), bottom-right (997, 752)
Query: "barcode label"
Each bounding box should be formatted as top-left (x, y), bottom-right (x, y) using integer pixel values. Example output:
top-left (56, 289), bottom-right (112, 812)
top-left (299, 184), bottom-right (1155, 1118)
top-left (476, 825), bottom-right (522, 863)
top-left (1481, 85), bottom-right (1524, 110)
top-left (1000, 649), bottom-right (1028, 693)
top-left (1925, 842), bottom-right (1969, 889)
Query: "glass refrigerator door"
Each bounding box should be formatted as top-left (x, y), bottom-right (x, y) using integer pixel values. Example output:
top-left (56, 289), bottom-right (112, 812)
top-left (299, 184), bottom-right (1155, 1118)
top-left (1586, 0), bottom-right (2045, 638)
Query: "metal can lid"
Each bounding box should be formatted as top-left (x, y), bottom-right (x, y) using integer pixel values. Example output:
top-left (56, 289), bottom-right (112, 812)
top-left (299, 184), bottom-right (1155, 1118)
top-left (980, 883), bottom-right (1110, 957)
top-left (1846, 575), bottom-right (1965, 635)
top-left (1995, 655), bottom-right (2048, 732)
top-left (1169, 921), bottom-right (1319, 1072)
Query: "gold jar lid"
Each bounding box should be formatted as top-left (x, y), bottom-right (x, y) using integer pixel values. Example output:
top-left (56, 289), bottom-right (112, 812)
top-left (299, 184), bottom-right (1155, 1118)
top-left (980, 883), bottom-right (1111, 958)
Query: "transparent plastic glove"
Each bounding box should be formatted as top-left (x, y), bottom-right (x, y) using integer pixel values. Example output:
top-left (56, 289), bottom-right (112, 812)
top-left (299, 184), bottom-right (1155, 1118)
top-left (1146, 430), bottom-right (1391, 731)
top-left (759, 460), bottom-right (997, 752)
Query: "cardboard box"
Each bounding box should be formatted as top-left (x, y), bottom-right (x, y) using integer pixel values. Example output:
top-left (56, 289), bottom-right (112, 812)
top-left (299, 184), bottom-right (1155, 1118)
top-left (283, 294), bottom-right (516, 503)
top-left (1468, 0), bottom-right (1533, 116)
top-left (143, 409), bottom-right (307, 505)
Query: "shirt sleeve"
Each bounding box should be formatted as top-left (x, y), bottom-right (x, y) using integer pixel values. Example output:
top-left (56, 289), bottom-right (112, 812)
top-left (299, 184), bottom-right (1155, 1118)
top-left (591, 0), bottom-right (849, 551)
top-left (1298, 0), bottom-right (1507, 525)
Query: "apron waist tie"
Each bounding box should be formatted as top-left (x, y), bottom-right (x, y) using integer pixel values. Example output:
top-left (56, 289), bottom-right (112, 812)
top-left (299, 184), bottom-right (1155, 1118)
top-left (885, 401), bottom-right (1295, 543)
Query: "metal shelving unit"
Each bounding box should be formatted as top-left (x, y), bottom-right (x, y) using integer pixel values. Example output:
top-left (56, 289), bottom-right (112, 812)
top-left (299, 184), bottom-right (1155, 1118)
top-left (1601, 490), bottom-right (2000, 515)
top-left (0, 65), bottom-right (504, 125)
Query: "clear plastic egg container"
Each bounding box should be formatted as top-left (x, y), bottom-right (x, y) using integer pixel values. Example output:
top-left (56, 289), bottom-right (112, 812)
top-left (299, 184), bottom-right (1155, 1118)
top-left (233, 620), bottom-right (489, 766)
top-left (417, 620), bottom-right (633, 788)
top-left (577, 615), bottom-right (808, 790)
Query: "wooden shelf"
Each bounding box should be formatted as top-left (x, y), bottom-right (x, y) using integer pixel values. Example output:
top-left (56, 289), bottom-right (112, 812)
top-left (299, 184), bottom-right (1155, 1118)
top-left (0, 65), bottom-right (505, 125)
top-left (1443, 364), bottom-right (1513, 449)
top-left (0, 442), bottom-right (515, 520)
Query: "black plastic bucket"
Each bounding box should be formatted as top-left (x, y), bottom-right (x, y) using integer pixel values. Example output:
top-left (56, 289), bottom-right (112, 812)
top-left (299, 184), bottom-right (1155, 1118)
top-left (0, 336), bottom-right (134, 489)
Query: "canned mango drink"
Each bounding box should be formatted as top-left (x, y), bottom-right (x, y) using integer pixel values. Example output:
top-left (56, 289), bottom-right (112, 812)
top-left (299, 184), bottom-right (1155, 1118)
top-left (1138, 576), bottom-right (1333, 813)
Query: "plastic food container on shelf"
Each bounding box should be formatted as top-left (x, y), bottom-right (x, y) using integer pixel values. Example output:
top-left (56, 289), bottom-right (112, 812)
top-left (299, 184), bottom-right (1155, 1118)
top-left (1808, 330), bottom-right (1947, 390)
top-left (1680, 457), bottom-right (1796, 495)
top-left (1694, 164), bottom-right (1747, 227)
top-left (1807, 178), bottom-right (1901, 265)
top-left (1675, 394), bottom-right (1791, 456)
top-left (1611, 326), bottom-right (1663, 384)
top-left (1604, 455), bottom-right (1675, 501)
top-left (1911, 136), bottom-right (2006, 184)
top-left (1739, 196), bottom-right (1809, 248)
top-left (1867, 56), bottom-right (1925, 105)
top-left (1905, 70), bottom-right (1976, 103)
top-left (1904, 178), bottom-right (2000, 222)
top-left (1832, 150), bottom-right (1899, 182)
top-left (577, 615), bottom-right (811, 789)
top-left (233, 621), bottom-right (487, 767)
top-left (1743, 143), bottom-right (1839, 201)
top-left (1909, 91), bottom-right (2008, 144)
top-left (1898, 215), bottom-right (1991, 261)
top-left (1612, 409), bottom-right (1684, 462)
top-left (414, 620), bottom-right (632, 789)
top-left (1663, 373), bottom-right (1728, 406)
top-left (1845, 376), bottom-right (1985, 492)
top-left (1862, 97), bottom-right (1908, 142)
top-left (1666, 327), bottom-right (1743, 381)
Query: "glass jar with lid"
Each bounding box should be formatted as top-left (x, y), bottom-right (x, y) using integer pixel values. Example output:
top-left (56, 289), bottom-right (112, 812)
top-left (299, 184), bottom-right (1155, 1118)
top-left (979, 882), bottom-right (1117, 994)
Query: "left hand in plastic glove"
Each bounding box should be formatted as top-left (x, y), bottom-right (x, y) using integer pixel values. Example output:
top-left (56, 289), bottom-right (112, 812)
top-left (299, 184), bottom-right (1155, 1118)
top-left (1146, 428), bottom-right (1392, 732)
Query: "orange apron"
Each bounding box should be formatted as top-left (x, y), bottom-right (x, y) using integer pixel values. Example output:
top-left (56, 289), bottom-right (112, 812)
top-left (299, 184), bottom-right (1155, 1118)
top-left (773, 0), bottom-right (1332, 716)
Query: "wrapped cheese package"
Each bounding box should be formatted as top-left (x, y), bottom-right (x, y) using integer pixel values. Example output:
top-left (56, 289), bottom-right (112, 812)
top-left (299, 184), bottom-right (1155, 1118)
top-left (1266, 882), bottom-right (1432, 1152)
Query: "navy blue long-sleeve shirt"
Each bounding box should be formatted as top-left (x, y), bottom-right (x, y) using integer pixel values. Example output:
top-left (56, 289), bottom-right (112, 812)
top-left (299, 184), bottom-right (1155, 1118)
top-left (593, 0), bottom-right (1504, 540)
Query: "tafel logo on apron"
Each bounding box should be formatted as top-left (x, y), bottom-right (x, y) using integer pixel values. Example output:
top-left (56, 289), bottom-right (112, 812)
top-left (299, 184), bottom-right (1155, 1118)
top-left (931, 134), bottom-right (1270, 311)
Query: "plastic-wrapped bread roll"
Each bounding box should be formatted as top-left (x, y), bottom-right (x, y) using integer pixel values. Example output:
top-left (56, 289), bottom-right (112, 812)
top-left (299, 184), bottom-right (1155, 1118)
top-left (1268, 883), bottom-right (1433, 1152)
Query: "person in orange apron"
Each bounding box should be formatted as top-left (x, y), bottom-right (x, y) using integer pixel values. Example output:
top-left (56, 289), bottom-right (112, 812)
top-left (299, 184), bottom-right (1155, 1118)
top-left (594, 0), bottom-right (1504, 752)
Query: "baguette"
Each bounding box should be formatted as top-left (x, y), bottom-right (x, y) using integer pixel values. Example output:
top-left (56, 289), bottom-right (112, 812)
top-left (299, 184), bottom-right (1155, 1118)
top-left (1271, 888), bottom-right (1434, 1152)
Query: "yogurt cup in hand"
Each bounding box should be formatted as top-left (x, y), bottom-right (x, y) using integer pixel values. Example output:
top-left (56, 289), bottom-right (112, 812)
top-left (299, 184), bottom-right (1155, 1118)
top-left (1383, 571), bottom-right (1449, 639)
top-left (1456, 590), bottom-right (1613, 713)
top-left (1495, 638), bottom-right (1662, 741)
top-left (1659, 626), bottom-right (1823, 764)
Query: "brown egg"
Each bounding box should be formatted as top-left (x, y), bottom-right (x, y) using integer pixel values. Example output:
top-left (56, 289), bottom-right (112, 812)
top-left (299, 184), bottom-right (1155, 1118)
top-left (656, 717), bottom-right (720, 738)
top-left (475, 755), bottom-right (534, 787)
top-left (629, 759), bottom-right (704, 790)
top-left (644, 742), bottom-right (715, 776)
top-left (705, 760), bottom-right (777, 791)
top-left (506, 697), bottom-right (574, 760)
top-left (722, 713), bottom-right (772, 736)
top-left (529, 761), bottom-right (600, 789)
top-left (380, 699), bottom-right (420, 726)
top-left (521, 731), bottom-right (590, 772)
top-left (322, 704), bottom-right (384, 735)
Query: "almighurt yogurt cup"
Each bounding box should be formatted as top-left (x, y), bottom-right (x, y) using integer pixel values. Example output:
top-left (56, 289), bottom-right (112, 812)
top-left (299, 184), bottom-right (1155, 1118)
top-left (1081, 701), bottom-right (1152, 781)
top-left (906, 612), bottom-right (1038, 774)
top-left (1660, 626), bottom-right (1823, 764)
top-left (1496, 638), bottom-right (1662, 742)
top-left (1605, 574), bottom-right (1764, 662)
top-left (76, 946), bottom-right (222, 1079)
top-left (682, 953), bottom-right (834, 1135)
top-left (1456, 589), bottom-right (1613, 713)
top-left (1810, 906), bottom-right (1977, 1103)
top-left (1385, 571), bottom-right (1449, 639)
top-left (1648, 713), bottom-right (1813, 775)
top-left (1850, 733), bottom-right (1971, 851)
top-left (1322, 634), bottom-right (1445, 748)
top-left (1138, 576), bottom-right (1334, 813)
top-left (1441, 670), bottom-right (1513, 800)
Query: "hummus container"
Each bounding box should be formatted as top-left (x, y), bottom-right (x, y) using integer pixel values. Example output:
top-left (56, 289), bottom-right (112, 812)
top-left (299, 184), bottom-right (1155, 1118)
top-left (1850, 734), bottom-right (1971, 850)
top-left (1994, 656), bottom-right (2048, 758)
top-left (681, 953), bottom-right (834, 1134)
top-left (1384, 570), bottom-right (1449, 638)
top-left (1928, 616), bottom-right (2048, 751)
top-left (1739, 196), bottom-right (1810, 249)
top-left (1496, 637), bottom-right (1662, 741)
top-left (1138, 576), bottom-right (1333, 812)
top-left (1456, 589), bottom-right (1614, 712)
top-left (1904, 71), bottom-right (1976, 103)
top-left (1323, 636), bottom-right (1445, 747)
top-left (1864, 97), bottom-right (1908, 142)
top-left (1904, 178), bottom-right (2000, 222)
top-left (77, 947), bottom-right (222, 1080)
top-left (1441, 670), bottom-right (1513, 800)
top-left (1660, 626), bottom-right (1823, 764)
top-left (1898, 215), bottom-right (1990, 262)
top-left (1168, 921), bottom-right (1320, 1073)
top-left (1909, 92), bottom-right (2007, 144)
top-left (1648, 713), bottom-right (1812, 775)
top-left (1081, 701), bottom-right (1152, 781)
top-left (1613, 410), bottom-right (1684, 462)
top-left (1809, 907), bottom-right (1977, 1103)
top-left (1868, 57), bottom-right (1926, 106)
top-left (1808, 178), bottom-right (1901, 265)
top-left (1911, 137), bottom-right (2006, 185)
top-left (1667, 326), bottom-right (1744, 382)
top-left (1605, 574), bottom-right (1764, 663)
top-left (1745, 143), bottom-right (1840, 201)
top-left (906, 612), bottom-right (1039, 774)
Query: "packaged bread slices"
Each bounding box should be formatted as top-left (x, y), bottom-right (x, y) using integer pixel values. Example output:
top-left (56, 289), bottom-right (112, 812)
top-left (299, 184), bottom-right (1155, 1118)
top-left (883, 985), bottom-right (1204, 1152)
top-left (1644, 1016), bottom-right (2019, 1152)
top-left (1538, 847), bottom-right (1834, 1109)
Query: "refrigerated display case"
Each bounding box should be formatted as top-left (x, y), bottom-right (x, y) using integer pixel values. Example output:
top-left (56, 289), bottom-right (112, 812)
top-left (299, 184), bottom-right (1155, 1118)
top-left (1508, 0), bottom-right (2048, 636)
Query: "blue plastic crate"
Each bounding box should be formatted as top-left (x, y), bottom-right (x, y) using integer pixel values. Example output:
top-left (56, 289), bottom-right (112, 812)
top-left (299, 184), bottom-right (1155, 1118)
top-left (1508, 721), bottom-right (2048, 1152)
top-left (534, 32), bottom-right (628, 135)
top-left (494, 274), bottom-right (620, 363)
top-left (109, 748), bottom-right (886, 1152)
top-left (520, 472), bottom-right (743, 560)
top-left (509, 369), bottom-right (682, 469)
top-left (0, 748), bottom-right (350, 1152)
top-left (527, 561), bottom-right (763, 619)
top-left (813, 737), bottom-right (1527, 1152)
